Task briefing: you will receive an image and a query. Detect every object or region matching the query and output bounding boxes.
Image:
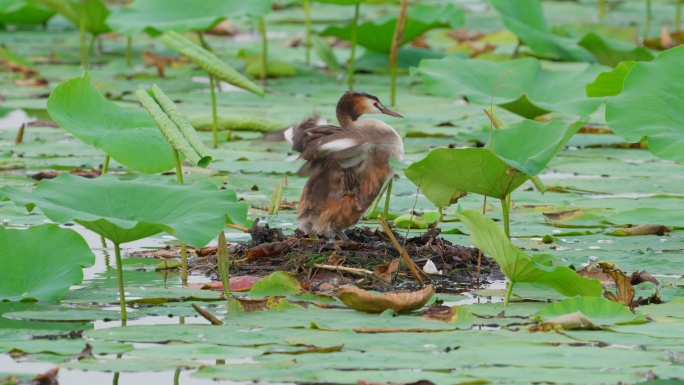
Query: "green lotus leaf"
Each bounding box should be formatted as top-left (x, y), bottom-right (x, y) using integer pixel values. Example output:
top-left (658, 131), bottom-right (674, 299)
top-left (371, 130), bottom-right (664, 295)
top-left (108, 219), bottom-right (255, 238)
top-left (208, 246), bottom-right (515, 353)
top-left (321, 3), bottom-right (464, 53)
top-left (404, 148), bottom-right (530, 205)
top-left (136, 85), bottom-right (211, 168)
top-left (47, 71), bottom-right (177, 174)
top-left (606, 46), bottom-right (684, 162)
top-left (0, 224), bottom-right (94, 302)
top-left (491, 119), bottom-right (586, 176)
top-left (585, 61), bottom-right (636, 97)
top-left (577, 33), bottom-right (654, 67)
top-left (33, 0), bottom-right (109, 34)
top-left (490, 0), bottom-right (594, 62)
top-left (162, 30), bottom-right (264, 97)
top-left (413, 55), bottom-right (607, 118)
top-left (0, 173), bottom-right (247, 246)
top-left (0, 0), bottom-right (55, 25)
top-left (107, 0), bottom-right (271, 36)
top-left (535, 297), bottom-right (647, 326)
top-left (456, 210), bottom-right (602, 299)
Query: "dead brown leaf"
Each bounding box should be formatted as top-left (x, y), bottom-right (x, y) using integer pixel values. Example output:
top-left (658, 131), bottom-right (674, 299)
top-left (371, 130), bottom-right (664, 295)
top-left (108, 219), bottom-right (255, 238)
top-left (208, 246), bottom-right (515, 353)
top-left (31, 168), bottom-right (101, 181)
top-left (530, 311), bottom-right (601, 332)
top-left (359, 380), bottom-right (436, 385)
top-left (418, 305), bottom-right (462, 323)
top-left (327, 251), bottom-right (344, 266)
top-left (14, 77), bottom-right (48, 87)
top-left (142, 50), bottom-right (177, 77)
top-left (611, 224), bottom-right (671, 236)
top-left (447, 28), bottom-right (484, 42)
top-left (630, 270), bottom-right (659, 286)
top-left (3, 61), bottom-right (38, 76)
top-left (245, 242), bottom-right (290, 260)
top-left (71, 343), bottom-right (93, 361)
top-left (598, 261), bottom-right (634, 306)
top-left (410, 36), bottom-right (430, 49)
top-left (374, 258), bottom-right (400, 282)
top-left (206, 19), bottom-right (239, 36)
top-left (576, 263), bottom-right (614, 285)
top-left (335, 284), bottom-right (435, 314)
top-left (661, 25), bottom-right (675, 49)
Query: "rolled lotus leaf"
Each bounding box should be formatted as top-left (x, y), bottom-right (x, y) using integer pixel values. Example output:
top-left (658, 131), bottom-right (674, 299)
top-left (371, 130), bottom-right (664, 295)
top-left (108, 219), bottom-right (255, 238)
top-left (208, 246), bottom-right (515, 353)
top-left (188, 114), bottom-right (288, 132)
top-left (311, 34), bottom-right (340, 72)
top-left (150, 85), bottom-right (211, 166)
top-left (136, 88), bottom-right (211, 168)
top-left (162, 30), bottom-right (264, 97)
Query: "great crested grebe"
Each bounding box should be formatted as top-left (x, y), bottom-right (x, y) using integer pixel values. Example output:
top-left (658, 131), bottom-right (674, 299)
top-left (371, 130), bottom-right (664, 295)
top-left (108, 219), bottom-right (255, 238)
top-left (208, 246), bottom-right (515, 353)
top-left (285, 91), bottom-right (404, 241)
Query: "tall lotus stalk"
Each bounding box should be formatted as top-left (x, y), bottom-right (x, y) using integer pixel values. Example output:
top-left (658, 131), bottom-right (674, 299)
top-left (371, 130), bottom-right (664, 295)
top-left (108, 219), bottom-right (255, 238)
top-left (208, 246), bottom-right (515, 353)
top-left (348, 3), bottom-right (360, 90)
top-left (303, 0), bottom-right (312, 64)
top-left (162, 31), bottom-right (265, 148)
top-left (259, 17), bottom-right (268, 85)
top-left (137, 85), bottom-right (213, 285)
top-left (677, 0), bottom-right (682, 33)
top-left (389, 0), bottom-right (409, 106)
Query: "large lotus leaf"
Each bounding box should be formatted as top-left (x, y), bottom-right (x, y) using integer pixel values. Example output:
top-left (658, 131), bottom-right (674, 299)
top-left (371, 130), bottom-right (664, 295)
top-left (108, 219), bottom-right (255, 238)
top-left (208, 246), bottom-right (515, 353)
top-left (535, 297), bottom-right (646, 326)
top-left (413, 54), bottom-right (607, 118)
top-left (0, 224), bottom-right (94, 302)
top-left (0, 0), bottom-right (55, 24)
top-left (404, 148), bottom-right (530, 205)
top-left (606, 46), bottom-right (684, 163)
top-left (585, 61), bottom-right (636, 97)
top-left (577, 33), bottom-right (654, 67)
top-left (456, 210), bottom-right (602, 298)
top-left (0, 173), bottom-right (247, 246)
top-left (33, 0), bottom-right (109, 34)
top-left (321, 4), bottom-right (464, 53)
top-left (47, 71), bottom-right (177, 174)
top-left (489, 0), bottom-right (594, 62)
top-left (491, 119), bottom-right (586, 176)
top-left (107, 0), bottom-right (271, 36)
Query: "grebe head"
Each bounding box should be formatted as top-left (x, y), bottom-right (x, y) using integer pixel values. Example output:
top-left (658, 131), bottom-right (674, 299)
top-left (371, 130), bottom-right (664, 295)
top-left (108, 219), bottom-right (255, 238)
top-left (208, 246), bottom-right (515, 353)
top-left (337, 91), bottom-right (404, 122)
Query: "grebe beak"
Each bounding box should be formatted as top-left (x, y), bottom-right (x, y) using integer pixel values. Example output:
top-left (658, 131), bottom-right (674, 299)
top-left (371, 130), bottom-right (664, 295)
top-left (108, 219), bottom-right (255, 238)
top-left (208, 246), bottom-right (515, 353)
top-left (378, 106), bottom-right (403, 118)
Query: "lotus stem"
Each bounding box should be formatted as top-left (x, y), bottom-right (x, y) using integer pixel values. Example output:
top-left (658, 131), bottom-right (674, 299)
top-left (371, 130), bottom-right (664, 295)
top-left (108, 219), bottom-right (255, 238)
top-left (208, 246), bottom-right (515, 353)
top-left (79, 7), bottom-right (87, 69)
top-left (304, 0), bottom-right (311, 64)
top-left (114, 243), bottom-right (128, 321)
top-left (172, 147), bottom-right (189, 285)
top-left (125, 36), bottom-right (132, 67)
top-left (259, 17), bottom-right (268, 85)
top-left (172, 148), bottom-right (183, 184)
top-left (88, 34), bottom-right (96, 56)
top-left (389, 0), bottom-right (409, 106)
top-left (383, 178), bottom-right (393, 218)
top-left (181, 243), bottom-right (188, 286)
top-left (173, 368), bottom-right (180, 385)
top-left (209, 75), bottom-right (220, 146)
top-left (677, 0), bottom-right (682, 33)
top-left (500, 196), bottom-right (510, 239)
top-left (113, 372), bottom-right (120, 385)
top-left (347, 3), bottom-right (360, 90)
top-left (598, 0), bottom-right (606, 20)
top-left (102, 155), bottom-right (110, 174)
top-left (643, 0), bottom-right (652, 43)
top-left (504, 280), bottom-right (514, 306)
top-left (217, 231), bottom-right (230, 301)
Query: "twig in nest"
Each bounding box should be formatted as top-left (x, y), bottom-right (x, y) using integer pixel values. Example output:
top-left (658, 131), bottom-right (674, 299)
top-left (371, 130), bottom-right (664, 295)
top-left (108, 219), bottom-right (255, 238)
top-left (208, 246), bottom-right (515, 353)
top-left (377, 216), bottom-right (428, 286)
top-left (192, 303), bottom-right (223, 325)
top-left (312, 263), bottom-right (389, 284)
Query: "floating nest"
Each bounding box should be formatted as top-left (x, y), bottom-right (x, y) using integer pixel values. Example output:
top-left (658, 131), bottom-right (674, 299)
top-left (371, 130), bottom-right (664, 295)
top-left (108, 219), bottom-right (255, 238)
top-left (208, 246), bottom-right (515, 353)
top-left (138, 220), bottom-right (503, 293)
